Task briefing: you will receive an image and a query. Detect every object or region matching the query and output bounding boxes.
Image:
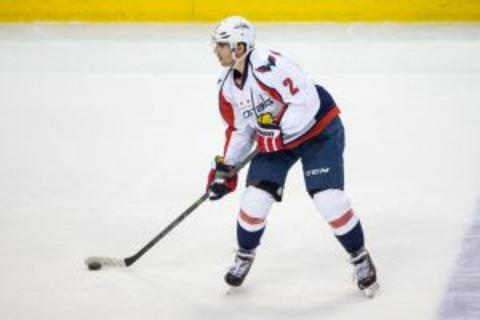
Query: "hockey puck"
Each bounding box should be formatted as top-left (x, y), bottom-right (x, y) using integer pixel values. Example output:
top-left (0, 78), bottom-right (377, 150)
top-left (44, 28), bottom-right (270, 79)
top-left (88, 261), bottom-right (102, 271)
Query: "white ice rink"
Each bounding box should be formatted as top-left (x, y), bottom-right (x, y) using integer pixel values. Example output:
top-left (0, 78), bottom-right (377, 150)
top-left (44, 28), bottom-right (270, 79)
top-left (0, 23), bottom-right (479, 320)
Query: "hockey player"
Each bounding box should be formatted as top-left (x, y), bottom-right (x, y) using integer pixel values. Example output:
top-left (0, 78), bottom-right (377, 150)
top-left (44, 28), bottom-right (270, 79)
top-left (206, 16), bottom-right (379, 297)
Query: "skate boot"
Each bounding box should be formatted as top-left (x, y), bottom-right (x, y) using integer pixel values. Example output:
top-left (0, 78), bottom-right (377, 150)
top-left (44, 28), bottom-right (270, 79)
top-left (225, 249), bottom-right (255, 287)
top-left (350, 248), bottom-right (379, 298)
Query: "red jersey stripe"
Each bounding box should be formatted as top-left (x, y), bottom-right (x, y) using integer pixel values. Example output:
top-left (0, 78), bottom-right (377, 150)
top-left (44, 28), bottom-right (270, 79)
top-left (284, 106), bottom-right (340, 150)
top-left (219, 91), bottom-right (236, 156)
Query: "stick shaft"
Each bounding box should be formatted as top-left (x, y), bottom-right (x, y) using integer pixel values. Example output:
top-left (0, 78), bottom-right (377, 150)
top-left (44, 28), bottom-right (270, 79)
top-left (124, 150), bottom-right (258, 267)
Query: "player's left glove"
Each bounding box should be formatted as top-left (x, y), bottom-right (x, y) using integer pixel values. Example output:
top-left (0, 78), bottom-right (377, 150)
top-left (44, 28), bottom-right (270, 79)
top-left (206, 156), bottom-right (238, 201)
top-left (255, 122), bottom-right (284, 153)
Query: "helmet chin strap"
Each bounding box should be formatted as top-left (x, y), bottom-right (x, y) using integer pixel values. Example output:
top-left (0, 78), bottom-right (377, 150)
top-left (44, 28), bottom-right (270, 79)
top-left (230, 44), bottom-right (253, 70)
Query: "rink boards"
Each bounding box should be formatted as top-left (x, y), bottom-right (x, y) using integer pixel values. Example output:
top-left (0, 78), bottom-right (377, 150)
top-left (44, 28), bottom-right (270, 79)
top-left (1, 0), bottom-right (480, 22)
top-left (1, 23), bottom-right (479, 320)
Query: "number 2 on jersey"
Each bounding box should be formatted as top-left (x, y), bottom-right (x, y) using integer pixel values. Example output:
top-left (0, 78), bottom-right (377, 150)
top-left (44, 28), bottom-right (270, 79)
top-left (282, 78), bottom-right (299, 95)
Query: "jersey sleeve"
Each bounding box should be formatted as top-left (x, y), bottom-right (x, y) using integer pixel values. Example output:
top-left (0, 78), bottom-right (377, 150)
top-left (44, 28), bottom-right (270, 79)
top-left (218, 87), bottom-right (255, 166)
top-left (251, 52), bottom-right (320, 143)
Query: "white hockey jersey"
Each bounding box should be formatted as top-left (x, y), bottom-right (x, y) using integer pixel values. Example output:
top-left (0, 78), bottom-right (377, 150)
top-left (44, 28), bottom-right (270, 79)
top-left (217, 49), bottom-right (340, 166)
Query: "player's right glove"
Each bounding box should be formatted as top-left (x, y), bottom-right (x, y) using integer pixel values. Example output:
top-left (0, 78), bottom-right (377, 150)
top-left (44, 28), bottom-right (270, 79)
top-left (255, 112), bottom-right (285, 153)
top-left (206, 156), bottom-right (238, 201)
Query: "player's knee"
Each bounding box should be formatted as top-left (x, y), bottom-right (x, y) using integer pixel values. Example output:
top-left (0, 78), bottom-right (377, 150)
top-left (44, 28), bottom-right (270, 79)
top-left (247, 180), bottom-right (283, 201)
top-left (312, 189), bottom-right (359, 236)
top-left (238, 186), bottom-right (275, 232)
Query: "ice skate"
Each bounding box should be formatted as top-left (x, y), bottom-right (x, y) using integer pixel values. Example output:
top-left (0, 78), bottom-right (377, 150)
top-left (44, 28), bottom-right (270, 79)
top-left (350, 248), bottom-right (379, 298)
top-left (225, 249), bottom-right (255, 288)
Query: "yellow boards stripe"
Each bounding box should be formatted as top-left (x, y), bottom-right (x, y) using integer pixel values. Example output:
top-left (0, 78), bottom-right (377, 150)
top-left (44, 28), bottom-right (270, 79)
top-left (1, 0), bottom-right (479, 22)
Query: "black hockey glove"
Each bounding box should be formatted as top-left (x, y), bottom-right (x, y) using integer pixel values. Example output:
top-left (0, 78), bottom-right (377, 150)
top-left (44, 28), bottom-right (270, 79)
top-left (206, 156), bottom-right (238, 201)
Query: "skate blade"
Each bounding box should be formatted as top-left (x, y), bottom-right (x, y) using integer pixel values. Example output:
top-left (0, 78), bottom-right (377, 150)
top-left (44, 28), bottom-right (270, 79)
top-left (362, 282), bottom-right (380, 298)
top-left (226, 286), bottom-right (242, 295)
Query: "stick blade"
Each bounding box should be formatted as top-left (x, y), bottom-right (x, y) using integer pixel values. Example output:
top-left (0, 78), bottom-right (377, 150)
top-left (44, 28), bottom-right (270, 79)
top-left (84, 256), bottom-right (127, 269)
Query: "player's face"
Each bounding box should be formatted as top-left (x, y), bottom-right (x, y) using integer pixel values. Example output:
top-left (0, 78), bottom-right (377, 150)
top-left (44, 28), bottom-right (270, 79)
top-left (213, 42), bottom-right (234, 67)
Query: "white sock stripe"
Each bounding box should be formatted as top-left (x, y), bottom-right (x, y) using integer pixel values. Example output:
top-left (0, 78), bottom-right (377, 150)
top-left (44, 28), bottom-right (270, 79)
top-left (332, 215), bottom-right (360, 236)
top-left (238, 186), bottom-right (274, 232)
top-left (240, 209), bottom-right (266, 225)
top-left (240, 186), bottom-right (274, 217)
top-left (313, 189), bottom-right (353, 222)
top-left (238, 218), bottom-right (266, 232)
top-left (313, 189), bottom-right (361, 235)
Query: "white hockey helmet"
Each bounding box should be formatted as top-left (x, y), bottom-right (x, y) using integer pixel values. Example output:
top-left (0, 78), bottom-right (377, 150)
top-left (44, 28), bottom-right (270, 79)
top-left (211, 16), bottom-right (256, 51)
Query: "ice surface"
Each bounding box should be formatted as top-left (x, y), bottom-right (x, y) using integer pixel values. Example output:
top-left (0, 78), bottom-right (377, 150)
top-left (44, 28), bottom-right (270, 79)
top-left (438, 201), bottom-right (480, 320)
top-left (0, 23), bottom-right (479, 320)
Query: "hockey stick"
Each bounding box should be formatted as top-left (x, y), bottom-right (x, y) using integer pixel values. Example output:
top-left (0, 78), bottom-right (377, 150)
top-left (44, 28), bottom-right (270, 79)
top-left (84, 150), bottom-right (258, 271)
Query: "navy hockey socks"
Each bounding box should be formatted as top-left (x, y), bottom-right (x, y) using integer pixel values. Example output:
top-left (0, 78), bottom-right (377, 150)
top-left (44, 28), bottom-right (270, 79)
top-left (237, 222), bottom-right (265, 251)
top-left (335, 222), bottom-right (365, 254)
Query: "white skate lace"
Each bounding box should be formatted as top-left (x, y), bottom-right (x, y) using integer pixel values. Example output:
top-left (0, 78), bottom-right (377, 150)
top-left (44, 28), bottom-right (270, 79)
top-left (349, 250), bottom-right (370, 281)
top-left (353, 259), bottom-right (371, 281)
top-left (229, 260), bottom-right (250, 277)
top-left (229, 252), bottom-right (254, 277)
